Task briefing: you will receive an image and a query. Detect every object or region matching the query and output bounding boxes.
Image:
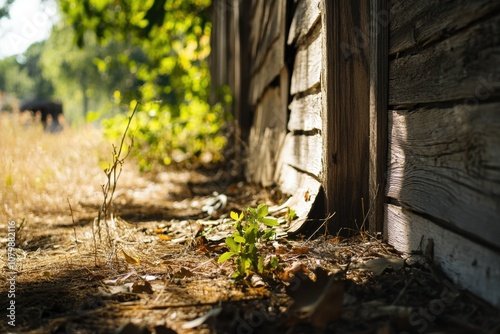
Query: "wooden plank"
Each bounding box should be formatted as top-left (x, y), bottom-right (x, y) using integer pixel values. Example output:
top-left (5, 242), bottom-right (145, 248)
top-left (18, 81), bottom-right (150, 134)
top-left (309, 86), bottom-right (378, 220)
top-left (246, 87), bottom-right (287, 186)
top-left (248, 0), bottom-right (285, 105)
top-left (277, 132), bottom-right (323, 180)
top-left (278, 164), bottom-right (322, 233)
top-left (238, 0), bottom-right (252, 141)
top-left (321, 0), bottom-right (371, 232)
top-left (368, 0), bottom-right (389, 233)
top-left (249, 0), bottom-right (264, 65)
top-left (247, 127), bottom-right (285, 186)
top-left (387, 104), bottom-right (500, 248)
top-left (385, 204), bottom-right (500, 307)
top-left (288, 92), bottom-right (322, 132)
top-left (389, 13), bottom-right (500, 106)
top-left (253, 1), bottom-right (280, 73)
top-left (288, 0), bottom-right (321, 46)
top-left (290, 23), bottom-right (322, 95)
top-left (390, 0), bottom-right (500, 55)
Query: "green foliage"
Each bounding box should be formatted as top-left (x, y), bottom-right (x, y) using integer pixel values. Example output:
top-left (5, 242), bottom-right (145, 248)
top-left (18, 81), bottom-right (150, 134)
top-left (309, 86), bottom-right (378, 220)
top-left (57, 0), bottom-right (227, 167)
top-left (101, 95), bottom-right (228, 170)
top-left (0, 42), bottom-right (54, 101)
top-left (218, 205), bottom-right (280, 280)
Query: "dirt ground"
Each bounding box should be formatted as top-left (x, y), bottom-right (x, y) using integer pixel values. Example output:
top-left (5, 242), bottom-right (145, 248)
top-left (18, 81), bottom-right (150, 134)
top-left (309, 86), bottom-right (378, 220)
top-left (1, 113), bottom-right (499, 334)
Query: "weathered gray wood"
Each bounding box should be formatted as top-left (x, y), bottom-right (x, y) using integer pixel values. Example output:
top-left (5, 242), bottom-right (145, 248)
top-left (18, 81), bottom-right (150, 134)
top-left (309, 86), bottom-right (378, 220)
top-left (321, 0), bottom-right (371, 232)
top-left (368, 0), bottom-right (389, 233)
top-left (290, 23), bottom-right (322, 95)
top-left (385, 204), bottom-right (500, 307)
top-left (277, 132), bottom-right (323, 179)
top-left (278, 164), bottom-right (322, 233)
top-left (387, 104), bottom-right (500, 248)
top-left (288, 92), bottom-right (322, 132)
top-left (246, 87), bottom-right (287, 186)
top-left (247, 127), bottom-right (286, 186)
top-left (389, 13), bottom-right (500, 106)
top-left (390, 0), bottom-right (500, 55)
top-left (253, 1), bottom-right (280, 73)
top-left (288, 0), bottom-right (321, 46)
top-left (248, 0), bottom-right (286, 105)
top-left (249, 0), bottom-right (264, 65)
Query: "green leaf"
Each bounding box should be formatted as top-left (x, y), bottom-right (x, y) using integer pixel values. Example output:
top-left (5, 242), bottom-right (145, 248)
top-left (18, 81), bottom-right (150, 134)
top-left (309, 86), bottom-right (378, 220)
top-left (234, 235), bottom-right (246, 243)
top-left (257, 204), bottom-right (268, 218)
top-left (218, 252), bottom-right (236, 263)
top-left (244, 225), bottom-right (257, 244)
top-left (261, 217), bottom-right (278, 226)
top-left (270, 256), bottom-right (279, 268)
top-left (230, 211), bottom-right (240, 221)
top-left (257, 256), bottom-right (264, 273)
top-left (225, 237), bottom-right (239, 252)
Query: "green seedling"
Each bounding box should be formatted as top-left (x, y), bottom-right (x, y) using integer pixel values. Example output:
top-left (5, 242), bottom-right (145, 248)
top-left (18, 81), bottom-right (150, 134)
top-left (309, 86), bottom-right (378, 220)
top-left (218, 204), bottom-right (280, 279)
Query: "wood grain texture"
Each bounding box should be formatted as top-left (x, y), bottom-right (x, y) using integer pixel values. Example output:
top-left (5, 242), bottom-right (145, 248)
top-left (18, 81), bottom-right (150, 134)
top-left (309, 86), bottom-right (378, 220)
top-left (368, 0), bottom-right (388, 233)
top-left (288, 92), bottom-right (322, 132)
top-left (387, 104), bottom-right (500, 248)
top-left (246, 87), bottom-right (287, 186)
top-left (248, 0), bottom-right (286, 105)
top-left (278, 164), bottom-right (322, 233)
top-left (390, 0), bottom-right (500, 55)
top-left (385, 204), bottom-right (500, 307)
top-left (277, 132), bottom-right (323, 180)
top-left (288, 0), bottom-right (321, 46)
top-left (290, 23), bottom-right (322, 95)
top-left (322, 0), bottom-right (371, 232)
top-left (389, 13), bottom-right (500, 106)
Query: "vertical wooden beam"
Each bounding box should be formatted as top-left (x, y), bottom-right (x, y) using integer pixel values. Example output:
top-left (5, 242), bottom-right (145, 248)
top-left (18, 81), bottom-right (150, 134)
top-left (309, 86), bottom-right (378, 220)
top-left (321, 0), bottom-right (335, 223)
top-left (237, 0), bottom-right (251, 142)
top-left (321, 0), bottom-right (371, 233)
top-left (368, 0), bottom-right (389, 234)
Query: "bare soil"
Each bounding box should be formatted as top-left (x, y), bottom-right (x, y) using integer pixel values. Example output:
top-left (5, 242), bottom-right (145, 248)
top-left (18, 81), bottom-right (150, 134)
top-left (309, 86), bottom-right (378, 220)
top-left (1, 114), bottom-right (499, 334)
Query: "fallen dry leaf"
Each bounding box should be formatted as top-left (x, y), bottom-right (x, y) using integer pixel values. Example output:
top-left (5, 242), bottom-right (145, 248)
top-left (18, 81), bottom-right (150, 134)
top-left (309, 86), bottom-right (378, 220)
top-left (158, 234), bottom-right (172, 241)
top-left (354, 255), bottom-right (404, 276)
top-left (122, 249), bottom-right (140, 265)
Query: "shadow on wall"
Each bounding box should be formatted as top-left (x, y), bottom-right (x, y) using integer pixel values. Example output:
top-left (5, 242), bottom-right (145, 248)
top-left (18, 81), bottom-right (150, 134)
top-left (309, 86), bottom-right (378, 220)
top-left (19, 99), bottom-right (64, 133)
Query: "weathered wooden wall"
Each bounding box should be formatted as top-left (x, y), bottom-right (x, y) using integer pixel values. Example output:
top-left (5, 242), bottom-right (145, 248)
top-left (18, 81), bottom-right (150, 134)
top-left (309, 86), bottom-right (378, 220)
top-left (386, 0), bottom-right (500, 306)
top-left (210, 0), bottom-right (500, 306)
top-left (242, 0), bottom-right (325, 230)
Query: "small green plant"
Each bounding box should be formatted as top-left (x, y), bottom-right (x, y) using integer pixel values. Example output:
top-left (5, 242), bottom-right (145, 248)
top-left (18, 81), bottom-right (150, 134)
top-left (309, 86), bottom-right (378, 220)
top-left (218, 204), bottom-right (280, 279)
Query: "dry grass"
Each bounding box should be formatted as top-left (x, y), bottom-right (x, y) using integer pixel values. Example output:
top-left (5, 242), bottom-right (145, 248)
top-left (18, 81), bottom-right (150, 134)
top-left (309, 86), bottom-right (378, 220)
top-left (0, 112), bottom-right (110, 223)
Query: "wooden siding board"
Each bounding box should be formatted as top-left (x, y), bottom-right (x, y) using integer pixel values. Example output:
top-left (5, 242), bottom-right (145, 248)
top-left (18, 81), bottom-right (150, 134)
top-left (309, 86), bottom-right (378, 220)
top-left (387, 104), bottom-right (500, 248)
top-left (279, 164), bottom-right (322, 232)
top-left (389, 13), bottom-right (500, 106)
top-left (385, 204), bottom-right (500, 307)
top-left (390, 0), bottom-right (500, 55)
top-left (248, 0), bottom-right (286, 105)
top-left (288, 0), bottom-right (321, 45)
top-left (290, 23), bottom-right (322, 95)
top-left (247, 87), bottom-right (287, 186)
top-left (288, 92), bottom-right (322, 132)
top-left (278, 132), bottom-right (323, 180)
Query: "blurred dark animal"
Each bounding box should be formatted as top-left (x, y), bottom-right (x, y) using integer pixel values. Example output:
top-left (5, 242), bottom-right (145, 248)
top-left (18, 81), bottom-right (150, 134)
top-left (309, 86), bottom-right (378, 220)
top-left (20, 100), bottom-right (64, 133)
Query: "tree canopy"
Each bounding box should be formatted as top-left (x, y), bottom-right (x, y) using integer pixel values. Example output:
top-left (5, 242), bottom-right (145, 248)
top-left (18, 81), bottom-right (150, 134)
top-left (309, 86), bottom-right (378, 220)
top-left (0, 0), bottom-right (229, 169)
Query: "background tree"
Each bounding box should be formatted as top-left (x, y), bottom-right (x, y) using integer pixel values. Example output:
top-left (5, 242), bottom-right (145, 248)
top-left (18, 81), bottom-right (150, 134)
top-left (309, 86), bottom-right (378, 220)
top-left (58, 0), bottom-right (230, 169)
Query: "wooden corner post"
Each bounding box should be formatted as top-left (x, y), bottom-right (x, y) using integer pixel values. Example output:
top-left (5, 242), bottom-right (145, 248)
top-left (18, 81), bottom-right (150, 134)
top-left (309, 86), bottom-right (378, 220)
top-left (321, 0), bottom-right (378, 233)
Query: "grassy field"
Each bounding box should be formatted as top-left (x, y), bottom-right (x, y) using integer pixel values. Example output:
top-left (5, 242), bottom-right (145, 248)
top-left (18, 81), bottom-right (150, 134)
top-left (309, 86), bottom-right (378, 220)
top-left (0, 112), bottom-right (109, 224)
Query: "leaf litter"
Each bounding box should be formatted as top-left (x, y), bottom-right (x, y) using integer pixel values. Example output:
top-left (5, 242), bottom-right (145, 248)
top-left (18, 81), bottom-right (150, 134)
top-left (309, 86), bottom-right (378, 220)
top-left (0, 119), bottom-right (499, 333)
